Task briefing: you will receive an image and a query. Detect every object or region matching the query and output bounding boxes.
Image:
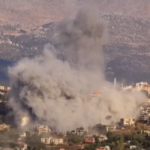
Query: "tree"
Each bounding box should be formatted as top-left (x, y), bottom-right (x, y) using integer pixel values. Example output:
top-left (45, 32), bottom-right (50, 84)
top-left (32, 143), bottom-right (46, 150)
top-left (107, 132), bottom-right (115, 142)
top-left (116, 136), bottom-right (124, 150)
top-left (124, 134), bottom-right (132, 141)
top-left (25, 133), bottom-right (41, 146)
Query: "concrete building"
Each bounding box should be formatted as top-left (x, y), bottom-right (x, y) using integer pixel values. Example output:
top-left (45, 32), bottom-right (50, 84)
top-left (41, 137), bottom-right (64, 145)
top-left (130, 145), bottom-right (137, 149)
top-left (84, 137), bottom-right (95, 144)
top-left (106, 125), bottom-right (116, 131)
top-left (37, 125), bottom-right (51, 134)
top-left (98, 135), bottom-right (108, 142)
top-left (120, 118), bottom-right (135, 127)
top-left (70, 127), bottom-right (87, 136)
top-left (20, 132), bottom-right (27, 138)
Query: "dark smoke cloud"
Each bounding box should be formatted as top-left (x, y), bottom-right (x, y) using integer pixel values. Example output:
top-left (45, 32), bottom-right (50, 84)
top-left (56, 7), bottom-right (107, 71)
top-left (8, 7), bottom-right (145, 132)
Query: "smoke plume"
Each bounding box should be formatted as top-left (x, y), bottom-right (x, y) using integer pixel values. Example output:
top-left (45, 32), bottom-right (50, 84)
top-left (8, 7), bottom-right (145, 131)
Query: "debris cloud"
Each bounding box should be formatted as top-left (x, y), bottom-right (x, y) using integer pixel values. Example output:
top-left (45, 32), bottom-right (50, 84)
top-left (8, 7), bottom-right (145, 132)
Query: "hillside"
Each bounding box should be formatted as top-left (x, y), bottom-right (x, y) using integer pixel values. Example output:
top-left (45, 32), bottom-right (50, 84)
top-left (0, 0), bottom-right (150, 83)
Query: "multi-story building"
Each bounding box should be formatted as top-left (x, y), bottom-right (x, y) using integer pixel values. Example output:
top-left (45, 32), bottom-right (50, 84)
top-left (37, 125), bottom-right (51, 134)
top-left (84, 137), bottom-right (95, 144)
top-left (99, 135), bottom-right (108, 142)
top-left (41, 137), bottom-right (64, 145)
top-left (70, 127), bottom-right (87, 136)
top-left (105, 125), bottom-right (116, 131)
top-left (120, 118), bottom-right (135, 127)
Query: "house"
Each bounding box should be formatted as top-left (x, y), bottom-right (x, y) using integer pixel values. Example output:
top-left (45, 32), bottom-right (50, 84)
top-left (41, 137), bottom-right (64, 145)
top-left (106, 125), bottom-right (116, 131)
top-left (37, 125), bottom-right (51, 134)
top-left (71, 127), bottom-right (87, 136)
top-left (130, 145), bottom-right (137, 149)
top-left (120, 118), bottom-right (135, 127)
top-left (41, 137), bottom-right (51, 144)
top-left (99, 135), bottom-right (107, 142)
top-left (52, 138), bottom-right (64, 145)
top-left (84, 137), bottom-right (95, 144)
top-left (20, 132), bottom-right (27, 138)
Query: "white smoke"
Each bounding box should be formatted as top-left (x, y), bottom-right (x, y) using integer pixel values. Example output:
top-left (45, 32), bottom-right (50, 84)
top-left (8, 7), bottom-right (145, 132)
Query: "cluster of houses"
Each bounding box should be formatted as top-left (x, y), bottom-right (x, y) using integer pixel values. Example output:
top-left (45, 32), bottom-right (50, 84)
top-left (37, 125), bottom-right (64, 145)
top-left (122, 82), bottom-right (150, 93)
top-left (36, 125), bottom-right (110, 149)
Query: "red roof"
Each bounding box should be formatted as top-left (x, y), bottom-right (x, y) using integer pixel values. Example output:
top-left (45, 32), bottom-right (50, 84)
top-left (93, 91), bottom-right (100, 95)
top-left (85, 137), bottom-right (95, 143)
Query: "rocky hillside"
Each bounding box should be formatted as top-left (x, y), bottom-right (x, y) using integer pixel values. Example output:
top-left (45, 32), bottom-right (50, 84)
top-left (0, 0), bottom-right (150, 83)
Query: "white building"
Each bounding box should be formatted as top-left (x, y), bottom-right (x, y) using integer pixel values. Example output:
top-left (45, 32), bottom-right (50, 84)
top-left (130, 145), bottom-right (137, 149)
top-left (120, 118), bottom-right (135, 127)
top-left (41, 137), bottom-right (64, 145)
top-left (20, 132), bottom-right (27, 138)
top-left (37, 125), bottom-right (51, 134)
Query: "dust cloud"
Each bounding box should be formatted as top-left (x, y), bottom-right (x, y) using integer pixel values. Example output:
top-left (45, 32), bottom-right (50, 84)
top-left (8, 7), bottom-right (145, 131)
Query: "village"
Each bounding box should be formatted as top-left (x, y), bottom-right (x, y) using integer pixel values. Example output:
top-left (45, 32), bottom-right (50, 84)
top-left (0, 82), bottom-right (150, 150)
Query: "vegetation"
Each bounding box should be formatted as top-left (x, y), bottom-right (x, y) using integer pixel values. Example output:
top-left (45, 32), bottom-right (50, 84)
top-left (83, 131), bottom-right (150, 150)
top-left (66, 133), bottom-right (84, 145)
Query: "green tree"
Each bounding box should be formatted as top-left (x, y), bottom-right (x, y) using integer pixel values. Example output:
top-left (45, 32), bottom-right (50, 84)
top-left (107, 131), bottom-right (115, 142)
top-left (32, 143), bottom-right (46, 150)
top-left (116, 136), bottom-right (124, 150)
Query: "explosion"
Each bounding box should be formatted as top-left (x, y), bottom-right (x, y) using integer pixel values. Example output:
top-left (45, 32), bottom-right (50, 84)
top-left (7, 7), bottom-right (146, 132)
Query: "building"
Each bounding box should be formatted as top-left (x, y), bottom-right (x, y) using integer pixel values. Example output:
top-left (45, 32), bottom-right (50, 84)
top-left (52, 138), bottom-right (64, 145)
top-left (84, 137), bottom-right (95, 144)
top-left (130, 145), bottom-right (137, 149)
top-left (139, 109), bottom-right (150, 122)
top-left (70, 127), bottom-right (87, 136)
top-left (41, 137), bottom-right (63, 145)
top-left (20, 132), bottom-right (27, 138)
top-left (37, 125), bottom-right (51, 134)
top-left (106, 125), bottom-right (116, 131)
top-left (120, 118), bottom-right (135, 127)
top-left (98, 135), bottom-right (108, 142)
top-left (0, 123), bottom-right (10, 131)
